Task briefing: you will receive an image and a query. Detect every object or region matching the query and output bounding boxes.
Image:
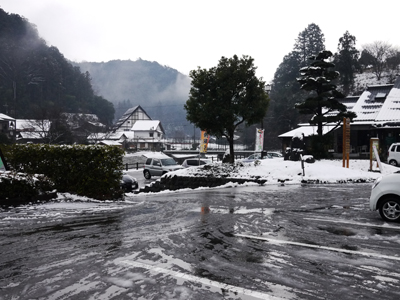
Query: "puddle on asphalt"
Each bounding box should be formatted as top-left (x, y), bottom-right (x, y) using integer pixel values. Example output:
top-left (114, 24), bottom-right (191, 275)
top-left (318, 226), bottom-right (356, 236)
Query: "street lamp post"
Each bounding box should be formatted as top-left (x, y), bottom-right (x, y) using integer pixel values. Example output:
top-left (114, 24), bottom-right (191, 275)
top-left (260, 84), bottom-right (272, 158)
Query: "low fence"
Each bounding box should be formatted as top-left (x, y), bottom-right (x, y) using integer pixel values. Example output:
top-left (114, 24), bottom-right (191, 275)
top-left (124, 162), bottom-right (142, 171)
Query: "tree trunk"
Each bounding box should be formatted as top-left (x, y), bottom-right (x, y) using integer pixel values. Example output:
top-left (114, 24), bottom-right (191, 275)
top-left (317, 104), bottom-right (323, 137)
top-left (228, 134), bottom-right (235, 164)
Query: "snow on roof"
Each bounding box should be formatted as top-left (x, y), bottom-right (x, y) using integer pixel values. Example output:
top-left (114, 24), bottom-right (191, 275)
top-left (278, 125), bottom-right (336, 138)
top-left (138, 151), bottom-right (170, 159)
top-left (87, 131), bottom-right (135, 141)
top-left (0, 113), bottom-right (15, 122)
top-left (350, 77), bottom-right (400, 123)
top-left (16, 119), bottom-right (51, 131)
top-left (323, 77), bottom-right (400, 125)
top-left (131, 120), bottom-right (161, 131)
top-left (122, 131), bottom-right (135, 139)
top-left (98, 140), bottom-right (122, 146)
top-left (112, 106), bottom-right (152, 131)
top-left (17, 131), bottom-right (47, 139)
top-left (351, 90), bottom-right (384, 122)
top-left (375, 84), bottom-right (400, 122)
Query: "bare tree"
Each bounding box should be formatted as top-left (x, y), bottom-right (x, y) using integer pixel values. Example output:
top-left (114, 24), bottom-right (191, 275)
top-left (361, 41), bottom-right (394, 80)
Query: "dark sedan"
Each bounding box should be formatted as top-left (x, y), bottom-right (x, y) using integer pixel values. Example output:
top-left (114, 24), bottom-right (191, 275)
top-left (120, 174), bottom-right (138, 192)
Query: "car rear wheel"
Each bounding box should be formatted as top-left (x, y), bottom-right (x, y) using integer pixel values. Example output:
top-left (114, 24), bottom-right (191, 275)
top-left (379, 198), bottom-right (400, 222)
top-left (389, 159), bottom-right (398, 166)
top-left (144, 170), bottom-right (151, 179)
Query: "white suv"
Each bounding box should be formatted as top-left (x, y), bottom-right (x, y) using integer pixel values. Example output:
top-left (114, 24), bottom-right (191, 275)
top-left (182, 158), bottom-right (212, 168)
top-left (370, 171), bottom-right (400, 221)
top-left (387, 142), bottom-right (400, 166)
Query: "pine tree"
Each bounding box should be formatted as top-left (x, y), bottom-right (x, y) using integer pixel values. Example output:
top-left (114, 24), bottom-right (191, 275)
top-left (296, 50), bottom-right (356, 137)
top-left (266, 51), bottom-right (305, 140)
top-left (266, 24), bottom-right (326, 144)
top-left (296, 50), bottom-right (357, 158)
top-left (334, 31), bottom-right (360, 95)
top-left (294, 23), bottom-right (325, 65)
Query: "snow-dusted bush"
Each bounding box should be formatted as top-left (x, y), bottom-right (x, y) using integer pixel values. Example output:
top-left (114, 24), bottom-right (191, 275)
top-left (0, 171), bottom-right (55, 204)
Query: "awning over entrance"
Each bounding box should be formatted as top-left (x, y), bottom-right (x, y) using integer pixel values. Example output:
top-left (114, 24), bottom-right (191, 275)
top-left (278, 125), bottom-right (337, 138)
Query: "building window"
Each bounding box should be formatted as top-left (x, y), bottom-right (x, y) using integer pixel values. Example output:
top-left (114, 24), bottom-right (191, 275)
top-left (149, 132), bottom-right (154, 137)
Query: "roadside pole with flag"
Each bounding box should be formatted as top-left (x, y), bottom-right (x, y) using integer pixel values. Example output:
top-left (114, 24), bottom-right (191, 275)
top-left (255, 128), bottom-right (264, 153)
top-left (199, 131), bottom-right (210, 154)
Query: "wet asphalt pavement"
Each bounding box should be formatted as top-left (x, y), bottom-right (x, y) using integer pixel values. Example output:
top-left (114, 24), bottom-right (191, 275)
top-left (1, 183), bottom-right (400, 299)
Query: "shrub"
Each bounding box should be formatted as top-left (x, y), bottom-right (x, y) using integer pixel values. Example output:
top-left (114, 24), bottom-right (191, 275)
top-left (1, 144), bottom-right (124, 200)
top-left (0, 171), bottom-right (55, 204)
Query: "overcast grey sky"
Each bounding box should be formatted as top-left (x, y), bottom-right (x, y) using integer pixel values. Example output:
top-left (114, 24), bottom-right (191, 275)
top-left (1, 0), bottom-right (399, 82)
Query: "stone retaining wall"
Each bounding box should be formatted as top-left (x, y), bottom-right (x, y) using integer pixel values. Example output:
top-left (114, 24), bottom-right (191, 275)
top-left (136, 175), bottom-right (267, 194)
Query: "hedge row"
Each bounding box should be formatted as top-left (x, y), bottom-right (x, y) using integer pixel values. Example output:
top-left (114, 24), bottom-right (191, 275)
top-left (0, 144), bottom-right (125, 200)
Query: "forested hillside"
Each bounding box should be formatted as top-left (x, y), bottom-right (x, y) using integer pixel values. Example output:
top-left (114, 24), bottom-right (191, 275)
top-left (76, 60), bottom-right (192, 138)
top-left (3, 6), bottom-right (398, 147)
top-left (0, 8), bottom-right (114, 126)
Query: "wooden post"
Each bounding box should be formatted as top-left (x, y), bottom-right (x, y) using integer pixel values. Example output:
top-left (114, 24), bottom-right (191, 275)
top-left (342, 118), bottom-right (346, 167)
top-left (343, 118), bottom-right (350, 168)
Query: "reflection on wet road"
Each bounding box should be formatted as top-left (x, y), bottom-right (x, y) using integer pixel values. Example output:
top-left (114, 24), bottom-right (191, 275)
top-left (1, 184), bottom-right (400, 299)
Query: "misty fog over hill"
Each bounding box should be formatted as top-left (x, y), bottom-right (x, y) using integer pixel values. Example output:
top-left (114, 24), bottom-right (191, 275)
top-left (76, 58), bottom-right (396, 143)
top-left (76, 59), bottom-right (193, 138)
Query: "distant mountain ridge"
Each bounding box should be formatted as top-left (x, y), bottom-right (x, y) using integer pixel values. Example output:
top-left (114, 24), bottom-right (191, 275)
top-left (75, 59), bottom-right (393, 141)
top-left (75, 59), bottom-right (192, 137)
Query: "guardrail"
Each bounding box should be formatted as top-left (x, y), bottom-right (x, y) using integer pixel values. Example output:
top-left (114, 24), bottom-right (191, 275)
top-left (124, 163), bottom-right (142, 171)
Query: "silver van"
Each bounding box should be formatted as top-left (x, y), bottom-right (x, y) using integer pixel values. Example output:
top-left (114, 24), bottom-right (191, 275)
top-left (387, 143), bottom-right (400, 166)
top-left (143, 157), bottom-right (183, 179)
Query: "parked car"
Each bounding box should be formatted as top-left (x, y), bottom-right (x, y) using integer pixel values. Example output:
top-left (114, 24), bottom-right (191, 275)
top-left (143, 157), bottom-right (183, 179)
top-left (182, 158), bottom-right (212, 168)
top-left (387, 142), bottom-right (400, 166)
top-left (370, 171), bottom-right (400, 221)
top-left (241, 153), bottom-right (272, 163)
top-left (120, 174), bottom-right (138, 192)
top-left (267, 151), bottom-right (283, 158)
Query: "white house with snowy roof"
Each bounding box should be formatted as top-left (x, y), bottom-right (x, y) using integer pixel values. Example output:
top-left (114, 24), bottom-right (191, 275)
top-left (14, 119), bottom-right (51, 143)
top-left (279, 76), bottom-right (400, 158)
top-left (0, 113), bottom-right (16, 140)
top-left (89, 105), bottom-right (165, 151)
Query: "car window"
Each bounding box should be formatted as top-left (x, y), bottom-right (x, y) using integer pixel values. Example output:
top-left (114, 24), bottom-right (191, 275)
top-left (396, 146), bottom-right (400, 152)
top-left (161, 158), bottom-right (177, 166)
top-left (153, 159), bottom-right (161, 166)
top-left (145, 158), bottom-right (152, 164)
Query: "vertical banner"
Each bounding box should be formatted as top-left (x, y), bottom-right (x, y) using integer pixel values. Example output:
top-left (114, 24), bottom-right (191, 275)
top-left (200, 131), bottom-right (210, 153)
top-left (370, 137), bottom-right (380, 171)
top-left (0, 148), bottom-right (7, 171)
top-left (255, 128), bottom-right (264, 152)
